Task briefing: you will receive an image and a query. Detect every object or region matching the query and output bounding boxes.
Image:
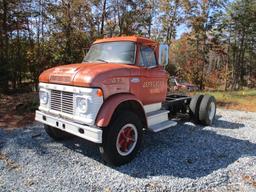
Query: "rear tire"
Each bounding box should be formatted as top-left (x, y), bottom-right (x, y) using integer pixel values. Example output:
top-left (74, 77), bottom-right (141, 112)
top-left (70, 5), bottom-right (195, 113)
top-left (99, 111), bottom-right (143, 166)
top-left (44, 125), bottom-right (73, 140)
top-left (199, 95), bottom-right (216, 125)
top-left (189, 94), bottom-right (204, 122)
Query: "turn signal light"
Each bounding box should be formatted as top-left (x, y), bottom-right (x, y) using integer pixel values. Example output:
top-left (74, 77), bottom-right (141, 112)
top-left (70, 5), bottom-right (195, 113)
top-left (97, 89), bottom-right (103, 97)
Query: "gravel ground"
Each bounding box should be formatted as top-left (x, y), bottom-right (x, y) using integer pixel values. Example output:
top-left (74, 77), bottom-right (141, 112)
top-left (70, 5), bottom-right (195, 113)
top-left (0, 109), bottom-right (256, 192)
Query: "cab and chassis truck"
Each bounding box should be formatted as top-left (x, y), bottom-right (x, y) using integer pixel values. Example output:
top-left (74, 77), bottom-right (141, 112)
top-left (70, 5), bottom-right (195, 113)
top-left (35, 36), bottom-right (216, 166)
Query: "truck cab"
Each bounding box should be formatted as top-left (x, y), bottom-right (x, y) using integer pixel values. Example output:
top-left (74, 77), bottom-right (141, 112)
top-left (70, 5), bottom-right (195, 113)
top-left (35, 36), bottom-right (216, 166)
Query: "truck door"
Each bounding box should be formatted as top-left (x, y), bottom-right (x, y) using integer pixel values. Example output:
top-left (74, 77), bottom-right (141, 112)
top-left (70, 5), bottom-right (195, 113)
top-left (139, 45), bottom-right (168, 104)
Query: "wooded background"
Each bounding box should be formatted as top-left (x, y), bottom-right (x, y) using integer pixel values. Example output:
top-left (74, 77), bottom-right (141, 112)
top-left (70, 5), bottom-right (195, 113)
top-left (0, 0), bottom-right (255, 93)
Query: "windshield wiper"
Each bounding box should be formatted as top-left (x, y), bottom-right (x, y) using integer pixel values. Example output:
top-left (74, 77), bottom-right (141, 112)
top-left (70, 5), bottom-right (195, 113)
top-left (95, 59), bottom-right (108, 63)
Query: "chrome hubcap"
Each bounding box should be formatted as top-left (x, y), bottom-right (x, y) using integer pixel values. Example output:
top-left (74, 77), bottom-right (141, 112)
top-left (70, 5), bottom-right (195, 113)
top-left (116, 124), bottom-right (138, 156)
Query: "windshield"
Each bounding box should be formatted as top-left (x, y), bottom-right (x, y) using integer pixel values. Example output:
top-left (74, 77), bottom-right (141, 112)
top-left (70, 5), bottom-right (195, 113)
top-left (83, 41), bottom-right (136, 64)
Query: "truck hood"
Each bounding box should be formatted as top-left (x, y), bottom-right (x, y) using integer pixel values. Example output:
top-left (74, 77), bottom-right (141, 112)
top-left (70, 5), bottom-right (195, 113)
top-left (39, 63), bottom-right (135, 87)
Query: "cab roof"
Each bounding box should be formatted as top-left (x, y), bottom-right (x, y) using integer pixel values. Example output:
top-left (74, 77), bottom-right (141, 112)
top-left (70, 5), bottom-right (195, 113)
top-left (93, 36), bottom-right (158, 46)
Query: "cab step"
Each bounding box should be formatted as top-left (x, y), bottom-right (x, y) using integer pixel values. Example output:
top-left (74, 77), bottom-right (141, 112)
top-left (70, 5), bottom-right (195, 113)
top-left (148, 120), bottom-right (177, 132)
top-left (146, 110), bottom-right (169, 126)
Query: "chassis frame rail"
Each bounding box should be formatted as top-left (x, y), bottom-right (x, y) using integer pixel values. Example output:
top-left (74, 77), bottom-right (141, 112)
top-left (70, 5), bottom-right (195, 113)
top-left (163, 94), bottom-right (192, 115)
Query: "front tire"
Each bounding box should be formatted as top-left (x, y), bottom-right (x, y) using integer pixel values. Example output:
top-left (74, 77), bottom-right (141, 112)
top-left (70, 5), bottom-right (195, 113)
top-left (99, 111), bottom-right (143, 166)
top-left (44, 125), bottom-right (73, 140)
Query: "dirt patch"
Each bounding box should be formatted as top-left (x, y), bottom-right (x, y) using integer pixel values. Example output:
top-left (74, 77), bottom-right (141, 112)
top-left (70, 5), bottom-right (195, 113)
top-left (0, 92), bottom-right (38, 130)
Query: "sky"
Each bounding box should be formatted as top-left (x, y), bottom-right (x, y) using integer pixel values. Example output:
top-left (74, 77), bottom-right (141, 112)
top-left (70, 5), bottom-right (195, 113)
top-left (174, 0), bottom-right (234, 39)
top-left (176, 24), bottom-right (190, 39)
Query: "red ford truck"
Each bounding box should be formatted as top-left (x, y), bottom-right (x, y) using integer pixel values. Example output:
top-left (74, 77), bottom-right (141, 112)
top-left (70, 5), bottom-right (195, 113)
top-left (35, 36), bottom-right (216, 166)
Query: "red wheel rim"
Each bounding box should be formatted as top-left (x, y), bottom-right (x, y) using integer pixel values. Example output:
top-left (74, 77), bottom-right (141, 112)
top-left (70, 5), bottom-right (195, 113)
top-left (116, 124), bottom-right (138, 156)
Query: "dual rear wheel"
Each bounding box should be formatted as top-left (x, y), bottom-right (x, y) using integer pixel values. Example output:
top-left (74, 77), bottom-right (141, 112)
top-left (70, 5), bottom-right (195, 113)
top-left (189, 94), bottom-right (216, 125)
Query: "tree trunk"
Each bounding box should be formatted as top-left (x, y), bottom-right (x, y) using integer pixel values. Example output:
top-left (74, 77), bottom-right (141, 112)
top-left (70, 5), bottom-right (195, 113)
top-left (100, 0), bottom-right (107, 36)
top-left (1, 0), bottom-right (9, 92)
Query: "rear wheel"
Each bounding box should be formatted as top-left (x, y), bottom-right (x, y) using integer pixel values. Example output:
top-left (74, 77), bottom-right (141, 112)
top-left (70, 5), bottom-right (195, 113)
top-left (199, 95), bottom-right (216, 125)
top-left (189, 94), bottom-right (204, 122)
top-left (99, 111), bottom-right (143, 166)
top-left (44, 125), bottom-right (73, 140)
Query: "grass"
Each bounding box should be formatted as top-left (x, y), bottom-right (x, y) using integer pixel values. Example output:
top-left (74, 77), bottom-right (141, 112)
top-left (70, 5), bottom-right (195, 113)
top-left (193, 89), bottom-right (256, 112)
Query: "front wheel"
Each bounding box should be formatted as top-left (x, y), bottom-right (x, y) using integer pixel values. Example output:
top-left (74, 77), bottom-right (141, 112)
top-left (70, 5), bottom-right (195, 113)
top-left (99, 111), bottom-right (143, 166)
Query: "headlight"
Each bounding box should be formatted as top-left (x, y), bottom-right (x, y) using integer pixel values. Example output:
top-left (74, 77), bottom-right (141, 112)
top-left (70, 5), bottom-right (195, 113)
top-left (76, 97), bottom-right (88, 113)
top-left (39, 90), bottom-right (48, 104)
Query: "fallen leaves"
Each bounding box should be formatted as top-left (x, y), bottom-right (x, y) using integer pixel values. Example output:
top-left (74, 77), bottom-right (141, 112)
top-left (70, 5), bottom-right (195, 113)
top-left (25, 178), bottom-right (35, 187)
top-left (243, 174), bottom-right (256, 188)
top-left (0, 92), bottom-right (38, 130)
top-left (0, 153), bottom-right (21, 171)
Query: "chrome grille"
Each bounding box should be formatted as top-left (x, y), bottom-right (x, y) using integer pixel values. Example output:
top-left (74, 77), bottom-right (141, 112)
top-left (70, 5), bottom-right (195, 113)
top-left (50, 90), bottom-right (74, 114)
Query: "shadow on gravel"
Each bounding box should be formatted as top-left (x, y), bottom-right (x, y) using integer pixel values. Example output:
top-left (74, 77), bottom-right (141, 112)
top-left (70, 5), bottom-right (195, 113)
top-left (61, 137), bottom-right (102, 161)
top-left (115, 120), bottom-right (254, 179)
top-left (213, 115), bottom-right (245, 129)
top-left (59, 117), bottom-right (253, 179)
top-left (0, 125), bottom-right (102, 163)
top-left (1, 117), bottom-right (254, 180)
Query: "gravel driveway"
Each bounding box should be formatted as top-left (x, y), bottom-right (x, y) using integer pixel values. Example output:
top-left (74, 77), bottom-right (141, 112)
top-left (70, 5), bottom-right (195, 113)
top-left (0, 109), bottom-right (256, 192)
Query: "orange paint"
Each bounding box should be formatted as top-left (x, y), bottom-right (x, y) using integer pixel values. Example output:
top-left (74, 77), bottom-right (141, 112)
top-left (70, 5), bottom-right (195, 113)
top-left (94, 36), bottom-right (158, 47)
top-left (95, 93), bottom-right (146, 127)
top-left (97, 89), bottom-right (103, 97)
top-left (39, 36), bottom-right (169, 126)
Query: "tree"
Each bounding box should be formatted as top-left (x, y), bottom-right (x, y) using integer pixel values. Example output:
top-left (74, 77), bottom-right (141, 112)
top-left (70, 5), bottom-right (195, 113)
top-left (184, 0), bottom-right (226, 89)
top-left (227, 0), bottom-right (256, 89)
top-left (0, 0), bottom-right (255, 93)
top-left (158, 0), bottom-right (185, 45)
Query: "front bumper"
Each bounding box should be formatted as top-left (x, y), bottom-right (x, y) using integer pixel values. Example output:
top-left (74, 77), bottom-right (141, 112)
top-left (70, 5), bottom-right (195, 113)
top-left (35, 110), bottom-right (102, 143)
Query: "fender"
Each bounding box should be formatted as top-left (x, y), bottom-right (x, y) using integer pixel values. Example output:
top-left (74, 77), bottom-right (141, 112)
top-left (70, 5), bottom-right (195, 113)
top-left (95, 93), bottom-right (146, 127)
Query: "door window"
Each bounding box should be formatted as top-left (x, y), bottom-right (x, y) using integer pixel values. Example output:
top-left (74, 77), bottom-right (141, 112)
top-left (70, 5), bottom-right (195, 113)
top-left (139, 46), bottom-right (157, 68)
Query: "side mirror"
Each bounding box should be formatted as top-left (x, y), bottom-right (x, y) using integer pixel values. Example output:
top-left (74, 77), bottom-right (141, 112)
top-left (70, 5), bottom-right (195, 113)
top-left (158, 44), bottom-right (169, 66)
